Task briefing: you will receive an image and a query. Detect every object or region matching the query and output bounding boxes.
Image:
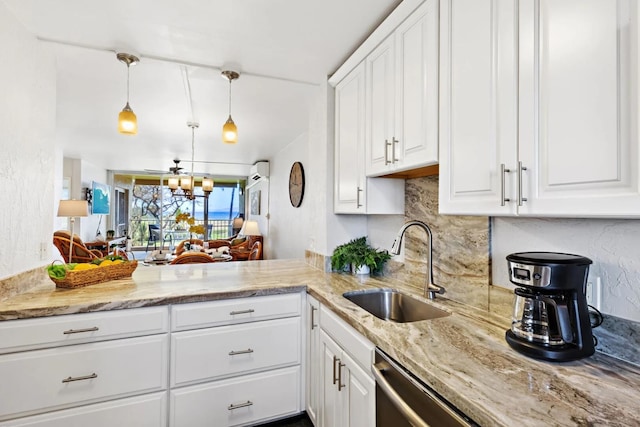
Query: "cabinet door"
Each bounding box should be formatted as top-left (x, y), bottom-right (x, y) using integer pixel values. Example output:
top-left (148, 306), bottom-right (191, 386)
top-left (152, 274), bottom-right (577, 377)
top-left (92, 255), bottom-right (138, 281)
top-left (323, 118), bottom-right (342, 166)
top-left (335, 62), bottom-right (366, 214)
top-left (305, 295), bottom-right (321, 426)
top-left (394, 0), bottom-right (439, 172)
top-left (438, 0), bottom-right (518, 215)
top-left (518, 0), bottom-right (640, 217)
top-left (366, 36), bottom-right (396, 176)
top-left (341, 352), bottom-right (375, 427)
top-left (320, 331), bottom-right (342, 427)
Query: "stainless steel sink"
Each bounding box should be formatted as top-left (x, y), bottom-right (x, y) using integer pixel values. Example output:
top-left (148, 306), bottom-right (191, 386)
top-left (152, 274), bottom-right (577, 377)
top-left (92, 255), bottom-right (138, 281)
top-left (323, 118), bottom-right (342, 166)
top-left (343, 288), bottom-right (450, 323)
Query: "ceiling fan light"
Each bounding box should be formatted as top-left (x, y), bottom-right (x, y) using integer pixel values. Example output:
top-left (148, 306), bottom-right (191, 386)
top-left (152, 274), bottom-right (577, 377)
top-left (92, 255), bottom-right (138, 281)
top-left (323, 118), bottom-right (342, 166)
top-left (222, 116), bottom-right (238, 144)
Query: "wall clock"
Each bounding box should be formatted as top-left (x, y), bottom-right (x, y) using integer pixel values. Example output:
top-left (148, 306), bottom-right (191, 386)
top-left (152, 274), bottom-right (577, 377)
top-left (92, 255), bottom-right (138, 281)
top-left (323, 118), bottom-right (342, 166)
top-left (289, 161), bottom-right (305, 208)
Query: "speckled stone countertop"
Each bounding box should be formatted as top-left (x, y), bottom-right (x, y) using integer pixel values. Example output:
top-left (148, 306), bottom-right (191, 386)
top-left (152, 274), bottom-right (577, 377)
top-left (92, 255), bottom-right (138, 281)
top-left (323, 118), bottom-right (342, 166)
top-left (1, 259), bottom-right (639, 426)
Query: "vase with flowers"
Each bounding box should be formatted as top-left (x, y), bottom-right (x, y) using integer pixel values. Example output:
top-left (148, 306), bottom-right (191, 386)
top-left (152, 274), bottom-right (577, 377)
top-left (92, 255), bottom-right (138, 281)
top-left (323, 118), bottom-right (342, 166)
top-left (175, 212), bottom-right (205, 242)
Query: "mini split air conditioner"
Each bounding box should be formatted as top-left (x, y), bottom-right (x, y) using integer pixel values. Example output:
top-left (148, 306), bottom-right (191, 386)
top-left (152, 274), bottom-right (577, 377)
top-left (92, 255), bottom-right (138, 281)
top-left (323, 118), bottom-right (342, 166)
top-left (249, 161), bottom-right (269, 181)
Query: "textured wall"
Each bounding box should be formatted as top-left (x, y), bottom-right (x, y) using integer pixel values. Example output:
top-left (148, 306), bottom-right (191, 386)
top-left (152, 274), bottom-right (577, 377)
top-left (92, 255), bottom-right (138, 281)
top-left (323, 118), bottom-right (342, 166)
top-left (0, 5), bottom-right (56, 279)
top-left (493, 217), bottom-right (640, 322)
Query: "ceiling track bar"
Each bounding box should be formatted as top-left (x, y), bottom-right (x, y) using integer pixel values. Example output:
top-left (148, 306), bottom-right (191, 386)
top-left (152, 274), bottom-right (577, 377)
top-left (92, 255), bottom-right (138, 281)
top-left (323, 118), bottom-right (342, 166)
top-left (38, 37), bottom-right (320, 87)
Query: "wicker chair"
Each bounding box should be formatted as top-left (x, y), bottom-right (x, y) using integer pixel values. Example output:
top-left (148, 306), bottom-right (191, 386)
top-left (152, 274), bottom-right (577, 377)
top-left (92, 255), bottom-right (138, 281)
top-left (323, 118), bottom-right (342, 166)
top-left (169, 252), bottom-right (216, 264)
top-left (248, 241), bottom-right (263, 261)
top-left (53, 230), bottom-right (103, 263)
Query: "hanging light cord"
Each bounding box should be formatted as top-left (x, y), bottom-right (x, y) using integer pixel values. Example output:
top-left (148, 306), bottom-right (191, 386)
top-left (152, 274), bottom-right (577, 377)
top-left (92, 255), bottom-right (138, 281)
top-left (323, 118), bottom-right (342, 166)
top-left (228, 79), bottom-right (232, 116)
top-left (126, 63), bottom-right (131, 105)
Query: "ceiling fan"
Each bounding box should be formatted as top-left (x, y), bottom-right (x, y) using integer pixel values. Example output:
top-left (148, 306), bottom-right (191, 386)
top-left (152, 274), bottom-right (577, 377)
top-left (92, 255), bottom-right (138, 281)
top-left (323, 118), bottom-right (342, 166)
top-left (144, 159), bottom-right (185, 175)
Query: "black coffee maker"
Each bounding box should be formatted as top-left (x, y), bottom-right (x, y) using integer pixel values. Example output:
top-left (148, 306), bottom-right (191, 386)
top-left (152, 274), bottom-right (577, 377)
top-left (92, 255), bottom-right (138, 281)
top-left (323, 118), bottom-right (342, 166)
top-left (505, 252), bottom-right (595, 362)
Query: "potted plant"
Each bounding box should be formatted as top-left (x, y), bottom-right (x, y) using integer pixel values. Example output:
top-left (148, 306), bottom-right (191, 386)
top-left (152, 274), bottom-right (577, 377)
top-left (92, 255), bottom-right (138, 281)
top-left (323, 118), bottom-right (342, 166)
top-left (330, 236), bottom-right (391, 275)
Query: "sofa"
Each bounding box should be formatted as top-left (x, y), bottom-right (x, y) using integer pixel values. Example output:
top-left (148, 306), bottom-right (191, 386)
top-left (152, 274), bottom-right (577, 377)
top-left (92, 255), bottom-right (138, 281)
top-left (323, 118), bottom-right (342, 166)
top-left (174, 235), bottom-right (263, 260)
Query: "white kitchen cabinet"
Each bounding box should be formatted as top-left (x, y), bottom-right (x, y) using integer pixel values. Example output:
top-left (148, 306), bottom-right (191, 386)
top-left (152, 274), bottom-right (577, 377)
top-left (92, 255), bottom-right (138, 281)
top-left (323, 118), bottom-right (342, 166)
top-left (439, 0), bottom-right (640, 218)
top-left (318, 305), bottom-right (375, 427)
top-left (0, 307), bottom-right (169, 425)
top-left (305, 294), bottom-right (321, 426)
top-left (169, 293), bottom-right (303, 427)
top-left (366, 0), bottom-right (439, 176)
top-left (320, 330), bottom-right (375, 427)
top-left (334, 62), bottom-right (405, 214)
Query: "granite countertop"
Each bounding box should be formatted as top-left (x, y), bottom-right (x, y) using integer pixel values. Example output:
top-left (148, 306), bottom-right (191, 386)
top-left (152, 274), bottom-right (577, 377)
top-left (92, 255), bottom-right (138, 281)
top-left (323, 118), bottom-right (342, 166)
top-left (1, 259), bottom-right (639, 426)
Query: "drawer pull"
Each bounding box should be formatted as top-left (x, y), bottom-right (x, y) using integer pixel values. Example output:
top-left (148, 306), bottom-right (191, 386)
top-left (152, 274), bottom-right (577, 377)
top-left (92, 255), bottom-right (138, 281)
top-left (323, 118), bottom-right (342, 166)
top-left (63, 326), bottom-right (99, 335)
top-left (332, 356), bottom-right (339, 385)
top-left (62, 373), bottom-right (97, 383)
top-left (228, 400), bottom-right (253, 411)
top-left (229, 348), bottom-right (254, 356)
top-left (310, 306), bottom-right (318, 330)
top-left (337, 360), bottom-right (345, 391)
top-left (229, 309), bottom-right (255, 316)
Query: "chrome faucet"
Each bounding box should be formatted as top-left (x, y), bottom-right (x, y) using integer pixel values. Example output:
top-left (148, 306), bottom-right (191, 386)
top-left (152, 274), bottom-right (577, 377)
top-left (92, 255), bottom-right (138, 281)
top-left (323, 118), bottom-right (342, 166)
top-left (390, 220), bottom-right (445, 300)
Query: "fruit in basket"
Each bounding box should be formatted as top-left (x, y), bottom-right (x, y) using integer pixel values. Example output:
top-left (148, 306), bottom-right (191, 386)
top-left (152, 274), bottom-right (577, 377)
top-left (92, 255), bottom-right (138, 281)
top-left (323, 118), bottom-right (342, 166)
top-left (99, 259), bottom-right (115, 267)
top-left (73, 263), bottom-right (98, 271)
top-left (46, 263), bottom-right (76, 279)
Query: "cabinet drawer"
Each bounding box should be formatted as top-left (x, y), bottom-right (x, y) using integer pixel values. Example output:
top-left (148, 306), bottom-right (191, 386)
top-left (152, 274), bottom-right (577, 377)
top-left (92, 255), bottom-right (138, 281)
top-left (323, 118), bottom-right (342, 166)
top-left (0, 392), bottom-right (167, 427)
top-left (171, 293), bottom-right (302, 331)
top-left (0, 335), bottom-right (168, 421)
top-left (320, 305), bottom-right (374, 373)
top-left (172, 317), bottom-right (300, 387)
top-left (0, 307), bottom-right (169, 354)
top-left (170, 366), bottom-right (300, 427)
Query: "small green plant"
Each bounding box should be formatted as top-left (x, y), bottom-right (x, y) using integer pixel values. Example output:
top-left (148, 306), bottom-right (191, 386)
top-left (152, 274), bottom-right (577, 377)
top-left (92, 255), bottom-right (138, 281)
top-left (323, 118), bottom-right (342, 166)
top-left (331, 236), bottom-right (391, 275)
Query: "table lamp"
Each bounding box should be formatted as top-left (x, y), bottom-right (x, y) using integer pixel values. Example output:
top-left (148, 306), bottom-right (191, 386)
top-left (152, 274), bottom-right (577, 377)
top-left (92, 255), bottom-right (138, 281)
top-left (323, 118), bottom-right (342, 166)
top-left (57, 200), bottom-right (89, 262)
top-left (239, 220), bottom-right (261, 236)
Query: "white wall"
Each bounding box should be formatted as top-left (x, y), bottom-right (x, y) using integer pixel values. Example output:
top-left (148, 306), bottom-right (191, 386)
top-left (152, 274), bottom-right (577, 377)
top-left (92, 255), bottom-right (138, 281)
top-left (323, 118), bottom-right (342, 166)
top-left (0, 5), bottom-right (56, 279)
top-left (493, 217), bottom-right (640, 322)
top-left (268, 133), bottom-right (310, 259)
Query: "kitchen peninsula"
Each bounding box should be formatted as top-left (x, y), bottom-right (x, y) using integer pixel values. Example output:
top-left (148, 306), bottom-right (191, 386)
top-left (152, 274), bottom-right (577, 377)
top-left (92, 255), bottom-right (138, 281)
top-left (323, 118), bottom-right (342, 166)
top-left (1, 260), bottom-right (639, 426)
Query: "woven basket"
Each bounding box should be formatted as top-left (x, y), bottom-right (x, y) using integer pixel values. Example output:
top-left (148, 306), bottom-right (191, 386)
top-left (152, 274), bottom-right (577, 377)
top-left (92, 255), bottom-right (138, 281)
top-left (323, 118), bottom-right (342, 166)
top-left (51, 261), bottom-right (138, 289)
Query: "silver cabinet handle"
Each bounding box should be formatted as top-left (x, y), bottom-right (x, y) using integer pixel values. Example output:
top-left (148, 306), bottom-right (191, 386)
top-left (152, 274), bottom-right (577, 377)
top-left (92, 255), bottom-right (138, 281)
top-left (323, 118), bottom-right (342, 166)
top-left (392, 137), bottom-right (399, 163)
top-left (332, 356), bottom-right (339, 385)
top-left (500, 164), bottom-right (511, 206)
top-left (356, 187), bottom-right (363, 208)
top-left (372, 363), bottom-right (429, 427)
top-left (517, 161), bottom-right (528, 206)
top-left (63, 326), bottom-right (99, 335)
top-left (62, 373), bottom-right (97, 383)
top-left (310, 306), bottom-right (317, 330)
top-left (228, 401), bottom-right (253, 410)
top-left (229, 309), bottom-right (255, 316)
top-left (337, 360), bottom-right (345, 391)
top-left (384, 139), bottom-right (391, 165)
top-left (229, 348), bottom-right (254, 356)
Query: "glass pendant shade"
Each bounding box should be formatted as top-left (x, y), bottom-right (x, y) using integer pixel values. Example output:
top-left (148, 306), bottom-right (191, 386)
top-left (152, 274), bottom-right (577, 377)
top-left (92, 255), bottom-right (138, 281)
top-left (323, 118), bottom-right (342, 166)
top-left (222, 116), bottom-right (238, 144)
top-left (180, 176), bottom-right (193, 191)
top-left (118, 103), bottom-right (137, 135)
top-left (202, 177), bottom-right (214, 193)
top-left (168, 176), bottom-right (179, 190)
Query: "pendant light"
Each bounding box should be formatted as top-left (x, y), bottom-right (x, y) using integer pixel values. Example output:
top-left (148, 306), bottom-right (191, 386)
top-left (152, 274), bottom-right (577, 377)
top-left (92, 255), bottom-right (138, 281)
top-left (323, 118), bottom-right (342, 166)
top-left (117, 52), bottom-right (139, 135)
top-left (221, 70), bottom-right (240, 144)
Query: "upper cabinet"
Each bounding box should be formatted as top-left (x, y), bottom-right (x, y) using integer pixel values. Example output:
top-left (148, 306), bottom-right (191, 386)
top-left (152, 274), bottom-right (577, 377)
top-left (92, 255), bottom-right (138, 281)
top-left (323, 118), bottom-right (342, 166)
top-left (439, 0), bottom-right (640, 217)
top-left (334, 62), bottom-right (405, 215)
top-left (366, 0), bottom-right (439, 176)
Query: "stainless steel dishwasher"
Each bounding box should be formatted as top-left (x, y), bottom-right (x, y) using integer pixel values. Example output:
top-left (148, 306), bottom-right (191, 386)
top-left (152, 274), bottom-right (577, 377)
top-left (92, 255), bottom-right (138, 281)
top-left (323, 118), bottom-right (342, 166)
top-left (373, 348), bottom-right (478, 427)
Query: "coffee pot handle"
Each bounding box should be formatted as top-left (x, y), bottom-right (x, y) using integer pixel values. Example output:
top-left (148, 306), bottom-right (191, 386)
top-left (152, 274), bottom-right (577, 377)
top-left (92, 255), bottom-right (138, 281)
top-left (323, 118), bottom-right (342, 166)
top-left (546, 298), bottom-right (575, 344)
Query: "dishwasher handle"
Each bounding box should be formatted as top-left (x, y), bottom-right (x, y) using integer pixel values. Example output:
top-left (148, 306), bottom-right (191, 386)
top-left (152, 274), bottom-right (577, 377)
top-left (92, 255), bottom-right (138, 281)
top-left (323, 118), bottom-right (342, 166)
top-left (372, 362), bottom-right (430, 427)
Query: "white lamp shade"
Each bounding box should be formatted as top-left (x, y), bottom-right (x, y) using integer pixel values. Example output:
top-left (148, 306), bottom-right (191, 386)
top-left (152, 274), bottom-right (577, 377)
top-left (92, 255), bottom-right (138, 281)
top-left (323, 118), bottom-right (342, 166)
top-left (240, 220), bottom-right (261, 236)
top-left (180, 176), bottom-right (193, 191)
top-left (57, 200), bottom-right (89, 217)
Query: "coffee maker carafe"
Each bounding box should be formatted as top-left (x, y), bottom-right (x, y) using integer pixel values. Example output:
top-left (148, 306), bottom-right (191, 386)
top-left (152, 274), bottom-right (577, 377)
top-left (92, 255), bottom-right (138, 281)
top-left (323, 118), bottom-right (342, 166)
top-left (505, 252), bottom-right (595, 362)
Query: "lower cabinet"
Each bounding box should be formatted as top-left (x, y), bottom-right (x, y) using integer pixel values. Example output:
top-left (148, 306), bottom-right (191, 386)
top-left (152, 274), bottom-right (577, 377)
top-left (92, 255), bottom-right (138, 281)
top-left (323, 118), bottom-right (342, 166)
top-left (305, 294), bottom-right (321, 426)
top-left (320, 331), bottom-right (374, 427)
top-left (170, 366), bottom-right (300, 427)
top-left (307, 300), bottom-right (375, 427)
top-left (0, 393), bottom-right (167, 427)
top-left (169, 293), bottom-right (304, 427)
